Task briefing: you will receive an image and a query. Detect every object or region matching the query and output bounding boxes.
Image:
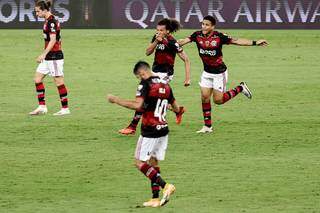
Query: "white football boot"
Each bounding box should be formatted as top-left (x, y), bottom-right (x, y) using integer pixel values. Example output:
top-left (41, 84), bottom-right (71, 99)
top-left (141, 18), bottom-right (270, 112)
top-left (53, 108), bottom-right (71, 116)
top-left (240, 82), bottom-right (252, 99)
top-left (29, 105), bottom-right (48, 115)
top-left (196, 126), bottom-right (213, 134)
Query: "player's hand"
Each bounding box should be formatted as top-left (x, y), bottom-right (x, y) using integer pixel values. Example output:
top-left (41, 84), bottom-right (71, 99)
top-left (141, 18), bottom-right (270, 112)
top-left (36, 54), bottom-right (46, 63)
top-left (155, 32), bottom-right (163, 42)
top-left (184, 79), bottom-right (191, 87)
top-left (107, 94), bottom-right (118, 104)
top-left (257, 40), bottom-right (268, 46)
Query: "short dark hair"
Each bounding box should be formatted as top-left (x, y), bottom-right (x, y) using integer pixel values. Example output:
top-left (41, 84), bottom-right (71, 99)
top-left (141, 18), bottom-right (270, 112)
top-left (157, 18), bottom-right (181, 33)
top-left (35, 0), bottom-right (52, 11)
top-left (203, 15), bottom-right (216, 26)
top-left (133, 61), bottom-right (150, 75)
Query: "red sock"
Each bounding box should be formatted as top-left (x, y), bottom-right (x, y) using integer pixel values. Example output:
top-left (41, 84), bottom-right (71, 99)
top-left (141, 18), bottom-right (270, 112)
top-left (202, 102), bottom-right (212, 127)
top-left (222, 86), bottom-right (243, 104)
top-left (57, 84), bottom-right (68, 108)
top-left (35, 83), bottom-right (45, 105)
top-left (130, 110), bottom-right (143, 129)
top-left (139, 163), bottom-right (166, 188)
top-left (151, 167), bottom-right (160, 198)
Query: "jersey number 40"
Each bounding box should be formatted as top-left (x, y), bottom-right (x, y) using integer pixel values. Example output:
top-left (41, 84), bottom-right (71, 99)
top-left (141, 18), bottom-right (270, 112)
top-left (154, 99), bottom-right (168, 122)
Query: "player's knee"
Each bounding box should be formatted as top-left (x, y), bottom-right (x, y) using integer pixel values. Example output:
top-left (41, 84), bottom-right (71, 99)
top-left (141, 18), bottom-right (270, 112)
top-left (201, 96), bottom-right (210, 103)
top-left (134, 159), bottom-right (141, 169)
top-left (34, 77), bottom-right (42, 84)
top-left (214, 99), bottom-right (224, 105)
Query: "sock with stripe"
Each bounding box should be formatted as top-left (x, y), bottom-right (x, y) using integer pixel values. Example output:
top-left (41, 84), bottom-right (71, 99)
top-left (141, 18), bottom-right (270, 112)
top-left (35, 82), bottom-right (46, 106)
top-left (57, 84), bottom-right (68, 109)
top-left (222, 85), bottom-right (243, 104)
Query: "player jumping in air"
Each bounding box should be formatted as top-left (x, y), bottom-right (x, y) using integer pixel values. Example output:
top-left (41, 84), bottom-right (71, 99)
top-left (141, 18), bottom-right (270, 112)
top-left (119, 18), bottom-right (191, 135)
top-left (29, 0), bottom-right (70, 116)
top-left (178, 15), bottom-right (268, 133)
top-left (108, 61), bottom-right (180, 207)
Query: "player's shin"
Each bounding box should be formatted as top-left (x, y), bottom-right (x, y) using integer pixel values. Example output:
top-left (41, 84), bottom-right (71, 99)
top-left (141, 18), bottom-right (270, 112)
top-left (222, 85), bottom-right (243, 104)
top-left (36, 82), bottom-right (46, 105)
top-left (139, 163), bottom-right (166, 188)
top-left (202, 102), bottom-right (212, 127)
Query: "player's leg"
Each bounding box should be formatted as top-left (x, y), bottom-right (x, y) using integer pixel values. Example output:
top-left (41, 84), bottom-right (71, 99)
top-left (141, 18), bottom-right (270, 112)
top-left (148, 157), bottom-right (161, 200)
top-left (197, 86), bottom-right (214, 133)
top-left (29, 63), bottom-right (48, 115)
top-left (48, 60), bottom-right (70, 116)
top-left (212, 71), bottom-right (252, 105)
top-left (118, 110), bottom-right (143, 135)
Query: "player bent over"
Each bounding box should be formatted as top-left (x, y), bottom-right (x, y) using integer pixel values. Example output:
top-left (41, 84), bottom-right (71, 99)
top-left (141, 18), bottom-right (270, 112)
top-left (179, 15), bottom-right (268, 133)
top-left (119, 18), bottom-right (190, 135)
top-left (29, 0), bottom-right (70, 116)
top-left (108, 61), bottom-right (182, 207)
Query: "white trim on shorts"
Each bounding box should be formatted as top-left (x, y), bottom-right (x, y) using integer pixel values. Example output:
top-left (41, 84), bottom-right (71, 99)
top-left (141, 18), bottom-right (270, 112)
top-left (199, 70), bottom-right (228, 92)
top-left (36, 59), bottom-right (64, 77)
top-left (135, 135), bottom-right (168, 161)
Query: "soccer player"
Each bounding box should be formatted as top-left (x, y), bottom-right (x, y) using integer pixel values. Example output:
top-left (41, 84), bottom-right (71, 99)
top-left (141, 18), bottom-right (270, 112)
top-left (29, 0), bottom-right (70, 116)
top-left (107, 61), bottom-right (181, 207)
top-left (119, 18), bottom-right (190, 135)
top-left (178, 15), bottom-right (268, 133)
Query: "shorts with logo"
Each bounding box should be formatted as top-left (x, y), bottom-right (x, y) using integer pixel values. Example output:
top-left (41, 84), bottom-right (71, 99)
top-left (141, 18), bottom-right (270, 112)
top-left (135, 135), bottom-right (168, 161)
top-left (199, 70), bottom-right (228, 92)
top-left (36, 59), bottom-right (64, 77)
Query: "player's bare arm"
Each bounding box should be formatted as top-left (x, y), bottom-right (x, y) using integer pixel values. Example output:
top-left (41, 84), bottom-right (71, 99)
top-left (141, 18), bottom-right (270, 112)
top-left (146, 39), bottom-right (158, 56)
top-left (231, 38), bottom-right (268, 46)
top-left (107, 95), bottom-right (144, 110)
top-left (37, 34), bottom-right (56, 63)
top-left (146, 33), bottom-right (164, 56)
top-left (178, 38), bottom-right (191, 47)
top-left (177, 50), bottom-right (191, 87)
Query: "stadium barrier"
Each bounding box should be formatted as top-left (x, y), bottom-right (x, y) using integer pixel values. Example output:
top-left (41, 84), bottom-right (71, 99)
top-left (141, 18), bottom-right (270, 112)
top-left (0, 0), bottom-right (319, 29)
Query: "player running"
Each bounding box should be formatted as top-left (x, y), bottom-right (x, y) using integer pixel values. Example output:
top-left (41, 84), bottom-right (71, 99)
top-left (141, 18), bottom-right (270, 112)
top-left (119, 18), bottom-right (190, 135)
top-left (29, 0), bottom-right (70, 116)
top-left (107, 61), bottom-right (181, 207)
top-left (178, 15), bottom-right (268, 133)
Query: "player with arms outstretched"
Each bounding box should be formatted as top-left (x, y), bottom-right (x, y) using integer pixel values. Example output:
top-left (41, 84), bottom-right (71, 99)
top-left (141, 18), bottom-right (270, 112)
top-left (178, 15), bottom-right (268, 133)
top-left (119, 18), bottom-right (190, 135)
top-left (108, 61), bottom-right (181, 207)
top-left (29, 0), bottom-right (70, 116)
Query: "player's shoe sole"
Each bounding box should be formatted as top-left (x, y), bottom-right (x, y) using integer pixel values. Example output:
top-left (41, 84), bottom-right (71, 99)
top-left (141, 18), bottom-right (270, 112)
top-left (175, 106), bottom-right (185, 125)
top-left (240, 82), bottom-right (252, 99)
top-left (53, 108), bottom-right (71, 116)
top-left (160, 184), bottom-right (176, 206)
top-left (29, 106), bottom-right (48, 116)
top-left (143, 198), bottom-right (161, 208)
top-left (196, 126), bottom-right (213, 133)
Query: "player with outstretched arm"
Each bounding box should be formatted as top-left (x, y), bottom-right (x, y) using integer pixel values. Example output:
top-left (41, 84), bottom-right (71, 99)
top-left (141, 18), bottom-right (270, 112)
top-left (178, 15), bottom-right (268, 133)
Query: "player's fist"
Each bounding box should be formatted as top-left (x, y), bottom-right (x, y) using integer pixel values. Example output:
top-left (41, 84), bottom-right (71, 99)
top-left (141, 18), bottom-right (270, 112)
top-left (107, 94), bottom-right (118, 104)
top-left (184, 79), bottom-right (191, 87)
top-left (257, 40), bottom-right (268, 46)
top-left (36, 54), bottom-right (46, 63)
top-left (155, 32), bottom-right (164, 42)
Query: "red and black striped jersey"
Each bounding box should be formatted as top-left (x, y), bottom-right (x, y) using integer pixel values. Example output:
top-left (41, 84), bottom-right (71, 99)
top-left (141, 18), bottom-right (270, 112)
top-left (43, 15), bottom-right (63, 60)
top-left (189, 31), bottom-right (232, 74)
top-left (136, 76), bottom-right (175, 138)
top-left (151, 35), bottom-right (183, 76)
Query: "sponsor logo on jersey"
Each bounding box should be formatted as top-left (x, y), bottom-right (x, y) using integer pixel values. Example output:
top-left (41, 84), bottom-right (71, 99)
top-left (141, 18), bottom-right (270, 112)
top-left (156, 44), bottom-right (165, 50)
top-left (199, 48), bottom-right (217, 56)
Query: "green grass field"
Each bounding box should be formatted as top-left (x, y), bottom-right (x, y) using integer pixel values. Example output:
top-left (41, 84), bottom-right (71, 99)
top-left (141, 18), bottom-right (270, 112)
top-left (0, 29), bottom-right (319, 213)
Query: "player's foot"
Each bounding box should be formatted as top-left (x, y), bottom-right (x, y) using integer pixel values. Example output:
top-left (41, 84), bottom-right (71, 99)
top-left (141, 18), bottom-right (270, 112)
top-left (160, 183), bottom-right (176, 206)
top-left (29, 105), bottom-right (48, 115)
top-left (175, 106), bottom-right (185, 125)
top-left (143, 198), bottom-right (161, 208)
top-left (118, 126), bottom-right (136, 135)
top-left (196, 126), bottom-right (213, 134)
top-left (53, 108), bottom-right (71, 116)
top-left (240, 82), bottom-right (252, 99)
